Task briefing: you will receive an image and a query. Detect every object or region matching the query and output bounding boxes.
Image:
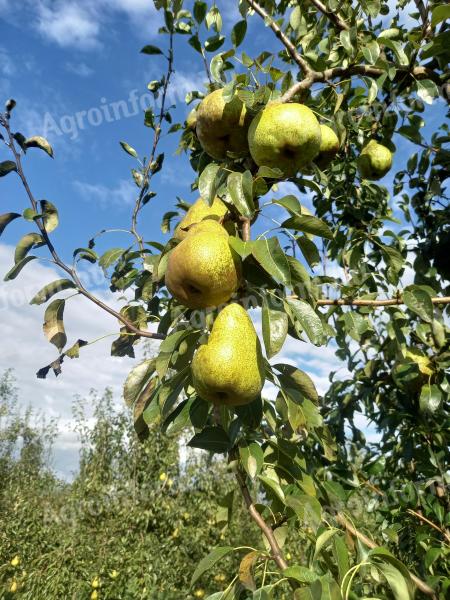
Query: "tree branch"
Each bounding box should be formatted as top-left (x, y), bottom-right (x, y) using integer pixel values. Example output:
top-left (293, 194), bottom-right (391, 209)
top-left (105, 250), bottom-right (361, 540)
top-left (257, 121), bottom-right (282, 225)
top-left (246, 0), bottom-right (311, 75)
top-left (314, 295), bottom-right (450, 307)
top-left (406, 509), bottom-right (450, 544)
top-left (309, 0), bottom-right (349, 31)
top-left (336, 513), bottom-right (438, 599)
top-left (235, 468), bottom-right (292, 578)
top-left (1, 115), bottom-right (166, 342)
top-left (413, 0), bottom-right (432, 38)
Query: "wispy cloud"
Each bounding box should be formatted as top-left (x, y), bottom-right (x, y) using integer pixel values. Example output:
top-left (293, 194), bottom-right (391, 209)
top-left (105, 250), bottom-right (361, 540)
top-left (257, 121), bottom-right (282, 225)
top-left (0, 46), bottom-right (15, 77)
top-left (73, 178), bottom-right (137, 209)
top-left (65, 61), bottom-right (95, 77)
top-left (37, 3), bottom-right (101, 50)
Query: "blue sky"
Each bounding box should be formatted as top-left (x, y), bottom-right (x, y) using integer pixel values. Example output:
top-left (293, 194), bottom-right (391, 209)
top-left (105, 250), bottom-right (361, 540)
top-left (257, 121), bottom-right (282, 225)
top-left (0, 0), bottom-right (446, 477)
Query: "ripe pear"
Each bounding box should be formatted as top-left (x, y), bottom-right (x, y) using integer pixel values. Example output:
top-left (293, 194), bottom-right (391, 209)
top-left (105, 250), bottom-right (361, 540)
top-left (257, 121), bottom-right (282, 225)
top-left (357, 140), bottom-right (393, 180)
top-left (165, 220), bottom-right (240, 309)
top-left (191, 303), bottom-right (265, 406)
top-left (248, 102), bottom-right (322, 176)
top-left (174, 197), bottom-right (228, 241)
top-left (314, 125), bottom-right (340, 170)
top-left (196, 89), bottom-right (251, 160)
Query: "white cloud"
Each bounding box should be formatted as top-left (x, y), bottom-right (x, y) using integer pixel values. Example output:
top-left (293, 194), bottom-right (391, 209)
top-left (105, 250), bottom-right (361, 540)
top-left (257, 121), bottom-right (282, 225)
top-left (73, 178), bottom-right (137, 209)
top-left (0, 46), bottom-right (15, 76)
top-left (65, 61), bottom-right (95, 77)
top-left (36, 3), bottom-right (101, 50)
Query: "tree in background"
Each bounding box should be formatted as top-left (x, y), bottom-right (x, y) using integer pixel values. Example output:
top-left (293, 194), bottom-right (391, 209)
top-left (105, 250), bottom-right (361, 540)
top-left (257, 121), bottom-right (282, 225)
top-left (0, 0), bottom-right (449, 598)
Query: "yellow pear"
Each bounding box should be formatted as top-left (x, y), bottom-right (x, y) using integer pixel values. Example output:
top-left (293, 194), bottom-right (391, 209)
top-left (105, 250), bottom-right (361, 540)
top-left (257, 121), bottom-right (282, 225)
top-left (174, 197), bottom-right (228, 240)
top-left (191, 303), bottom-right (265, 406)
top-left (357, 140), bottom-right (393, 180)
top-left (165, 221), bottom-right (240, 309)
top-left (314, 125), bottom-right (340, 169)
top-left (196, 89), bottom-right (251, 160)
top-left (248, 102), bottom-right (322, 176)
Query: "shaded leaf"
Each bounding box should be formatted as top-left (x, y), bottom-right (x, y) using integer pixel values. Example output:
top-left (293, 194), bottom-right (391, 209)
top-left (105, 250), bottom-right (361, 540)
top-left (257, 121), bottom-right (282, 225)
top-left (30, 278), bottom-right (76, 305)
top-left (43, 298), bottom-right (66, 351)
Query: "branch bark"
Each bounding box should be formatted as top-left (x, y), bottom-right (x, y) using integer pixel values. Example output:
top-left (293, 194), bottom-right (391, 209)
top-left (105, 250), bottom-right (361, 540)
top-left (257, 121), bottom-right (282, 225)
top-left (314, 295), bottom-right (450, 307)
top-left (309, 0), bottom-right (349, 31)
top-left (336, 513), bottom-right (438, 599)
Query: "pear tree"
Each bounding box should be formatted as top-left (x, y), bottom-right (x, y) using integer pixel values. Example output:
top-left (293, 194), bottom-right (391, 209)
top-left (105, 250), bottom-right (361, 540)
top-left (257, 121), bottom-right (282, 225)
top-left (1, 1), bottom-right (449, 598)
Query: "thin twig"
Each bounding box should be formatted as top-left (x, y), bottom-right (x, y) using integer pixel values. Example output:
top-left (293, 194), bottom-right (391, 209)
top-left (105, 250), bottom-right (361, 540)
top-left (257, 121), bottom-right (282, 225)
top-left (413, 0), bottom-right (432, 38)
top-left (336, 513), bottom-right (438, 599)
top-left (241, 218), bottom-right (251, 242)
top-left (1, 116), bottom-right (166, 341)
top-left (314, 295), bottom-right (450, 307)
top-left (309, 0), bottom-right (349, 31)
top-left (406, 509), bottom-right (450, 544)
top-left (131, 32), bottom-right (175, 252)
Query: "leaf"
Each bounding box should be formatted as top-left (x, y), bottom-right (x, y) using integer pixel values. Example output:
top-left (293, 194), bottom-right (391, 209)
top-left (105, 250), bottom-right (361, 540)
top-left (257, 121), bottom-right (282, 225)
top-left (258, 474), bottom-right (285, 503)
top-left (285, 298), bottom-right (323, 345)
top-left (120, 141), bottom-right (138, 158)
top-left (188, 426), bottom-right (231, 453)
top-left (14, 232), bottom-right (44, 264)
top-left (228, 237), bottom-right (254, 260)
top-left (204, 34), bottom-right (225, 52)
top-left (239, 551), bottom-right (258, 591)
top-left (362, 40), bottom-right (380, 64)
top-left (99, 248), bottom-right (125, 271)
top-left (252, 238), bottom-right (291, 286)
top-left (25, 136), bottom-right (54, 157)
top-left (274, 364), bottom-right (319, 403)
top-left (313, 529), bottom-right (339, 561)
top-left (199, 163), bottom-right (220, 205)
top-left (43, 299), bottom-right (66, 351)
top-left (193, 1), bottom-right (207, 23)
top-left (40, 200), bottom-right (59, 233)
top-left (123, 358), bottom-right (156, 408)
top-left (140, 44), bottom-right (163, 55)
top-left (416, 79), bottom-right (439, 105)
top-left (297, 235), bottom-right (320, 267)
top-left (419, 384), bottom-right (442, 414)
top-left (30, 279), bottom-right (76, 305)
top-left (261, 295), bottom-right (288, 358)
top-left (0, 160), bottom-right (17, 177)
top-left (368, 549), bottom-right (414, 600)
top-left (227, 170), bottom-right (254, 218)
top-left (4, 255), bottom-right (36, 281)
top-left (231, 20), bottom-right (247, 47)
top-left (239, 442), bottom-right (264, 479)
top-left (282, 215), bottom-right (333, 240)
top-left (284, 566), bottom-right (318, 584)
top-left (431, 5), bottom-right (450, 26)
top-left (378, 37), bottom-right (409, 66)
top-left (0, 213), bottom-right (20, 237)
top-left (190, 546), bottom-right (233, 587)
top-left (403, 286), bottom-right (434, 323)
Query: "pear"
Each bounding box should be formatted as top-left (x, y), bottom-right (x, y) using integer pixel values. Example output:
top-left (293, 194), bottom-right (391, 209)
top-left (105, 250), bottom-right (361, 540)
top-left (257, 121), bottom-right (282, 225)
top-left (248, 102), bottom-right (322, 177)
top-left (191, 303), bottom-right (265, 406)
top-left (314, 125), bottom-right (340, 170)
top-left (174, 197), bottom-right (228, 241)
top-left (196, 89), bottom-right (251, 160)
top-left (357, 140), bottom-right (393, 180)
top-left (165, 220), bottom-right (240, 309)
top-left (405, 349), bottom-right (433, 378)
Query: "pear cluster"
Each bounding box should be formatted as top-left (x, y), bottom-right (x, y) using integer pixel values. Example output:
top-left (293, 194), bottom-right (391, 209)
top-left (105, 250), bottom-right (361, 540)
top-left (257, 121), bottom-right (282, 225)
top-left (192, 89), bottom-right (393, 180)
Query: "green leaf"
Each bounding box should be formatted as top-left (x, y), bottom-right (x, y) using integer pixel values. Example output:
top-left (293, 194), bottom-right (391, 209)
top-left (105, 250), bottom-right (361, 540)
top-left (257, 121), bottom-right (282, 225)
top-left (40, 200), bottom-right (59, 233)
top-left (0, 213), bottom-right (21, 237)
top-left (30, 279), bottom-right (76, 305)
top-left (261, 295), bottom-right (288, 358)
top-left (340, 30), bottom-right (353, 53)
top-left (403, 286), bottom-right (434, 323)
top-left (258, 473), bottom-right (285, 503)
top-left (313, 529), bottom-right (339, 561)
top-left (141, 44), bottom-right (163, 55)
top-left (282, 215), bottom-right (333, 240)
top-left (252, 238), bottom-right (291, 286)
top-left (284, 298), bottom-right (323, 345)
top-left (368, 549), bottom-right (414, 600)
top-left (362, 40), bottom-right (380, 64)
top-left (25, 136), bottom-right (54, 158)
top-left (99, 248), bottom-right (125, 271)
top-left (0, 161), bottom-right (17, 177)
top-left (227, 170), bottom-right (254, 218)
top-left (274, 364), bottom-right (319, 403)
top-left (297, 235), bottom-right (320, 267)
top-left (14, 233), bottom-right (44, 264)
top-left (378, 37), bottom-right (409, 65)
top-left (284, 566), bottom-right (318, 584)
top-left (123, 359), bottom-right (156, 408)
top-left (188, 426), bottom-right (231, 453)
top-left (231, 20), bottom-right (247, 47)
top-left (416, 79), bottom-right (439, 105)
top-left (193, 1), bottom-right (207, 23)
top-left (120, 141), bottom-right (138, 158)
top-left (43, 298), bottom-right (66, 351)
top-left (239, 442), bottom-right (264, 479)
top-left (257, 166), bottom-right (284, 179)
top-left (228, 236), bottom-right (254, 260)
top-left (199, 163), bottom-right (220, 205)
top-left (4, 255), bottom-right (36, 281)
top-left (431, 5), bottom-right (450, 26)
top-left (419, 384), bottom-right (442, 414)
top-left (190, 546), bottom-right (234, 587)
top-left (204, 34), bottom-right (225, 52)
top-left (273, 194), bottom-right (301, 214)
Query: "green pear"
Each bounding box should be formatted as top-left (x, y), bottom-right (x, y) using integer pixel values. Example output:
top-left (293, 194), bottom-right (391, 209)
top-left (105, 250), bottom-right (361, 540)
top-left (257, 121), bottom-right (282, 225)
top-left (314, 125), bottom-right (340, 170)
top-left (196, 89), bottom-right (251, 160)
top-left (191, 303), bottom-right (265, 406)
top-left (357, 140), bottom-right (393, 180)
top-left (165, 220), bottom-right (241, 309)
top-left (248, 102), bottom-right (322, 176)
top-left (174, 197), bottom-right (228, 241)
